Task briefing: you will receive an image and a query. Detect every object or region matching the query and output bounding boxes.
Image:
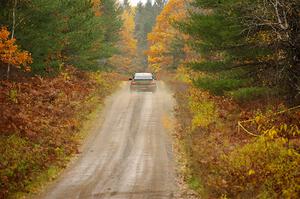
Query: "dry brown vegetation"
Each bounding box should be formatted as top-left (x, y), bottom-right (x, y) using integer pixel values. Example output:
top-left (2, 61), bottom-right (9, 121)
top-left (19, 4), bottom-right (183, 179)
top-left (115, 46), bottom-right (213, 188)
top-left (169, 73), bottom-right (300, 198)
top-left (0, 67), bottom-right (120, 198)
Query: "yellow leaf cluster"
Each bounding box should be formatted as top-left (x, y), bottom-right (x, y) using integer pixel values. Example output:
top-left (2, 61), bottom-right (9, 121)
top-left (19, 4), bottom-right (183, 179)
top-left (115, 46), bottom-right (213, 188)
top-left (249, 107), bottom-right (300, 139)
top-left (109, 9), bottom-right (137, 70)
top-left (147, 0), bottom-right (192, 72)
top-left (188, 87), bottom-right (217, 129)
top-left (120, 9), bottom-right (137, 56)
top-left (264, 124), bottom-right (300, 139)
top-left (248, 169), bottom-right (255, 176)
top-left (175, 65), bottom-right (192, 83)
top-left (92, 0), bottom-right (102, 16)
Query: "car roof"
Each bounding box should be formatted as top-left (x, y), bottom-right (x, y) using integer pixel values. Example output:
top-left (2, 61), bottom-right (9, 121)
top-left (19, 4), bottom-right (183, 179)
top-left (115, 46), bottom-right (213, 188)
top-left (134, 73), bottom-right (153, 76)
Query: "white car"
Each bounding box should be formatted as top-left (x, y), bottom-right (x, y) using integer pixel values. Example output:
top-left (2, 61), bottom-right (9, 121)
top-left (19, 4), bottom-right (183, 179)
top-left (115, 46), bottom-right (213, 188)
top-left (129, 73), bottom-right (157, 92)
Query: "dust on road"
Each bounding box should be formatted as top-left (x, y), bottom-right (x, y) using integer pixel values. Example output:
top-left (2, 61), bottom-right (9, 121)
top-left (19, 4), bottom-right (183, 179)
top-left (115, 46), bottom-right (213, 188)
top-left (41, 81), bottom-right (177, 199)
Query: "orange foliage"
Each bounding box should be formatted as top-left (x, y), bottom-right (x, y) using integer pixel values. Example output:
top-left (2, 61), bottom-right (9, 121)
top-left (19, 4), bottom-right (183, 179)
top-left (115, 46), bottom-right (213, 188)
top-left (92, 0), bottom-right (101, 16)
top-left (119, 9), bottom-right (137, 56)
top-left (0, 67), bottom-right (119, 197)
top-left (109, 9), bottom-right (137, 72)
top-left (147, 0), bottom-right (191, 73)
top-left (0, 27), bottom-right (32, 71)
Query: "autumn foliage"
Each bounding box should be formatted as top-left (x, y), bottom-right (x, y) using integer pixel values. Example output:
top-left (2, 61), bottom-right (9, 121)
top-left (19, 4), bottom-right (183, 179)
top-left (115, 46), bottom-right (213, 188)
top-left (171, 68), bottom-right (300, 198)
top-left (152, 0), bottom-right (300, 196)
top-left (147, 0), bottom-right (192, 73)
top-left (0, 0), bottom-right (123, 198)
top-left (0, 67), bottom-right (119, 198)
top-left (109, 8), bottom-right (137, 73)
top-left (0, 27), bottom-right (32, 71)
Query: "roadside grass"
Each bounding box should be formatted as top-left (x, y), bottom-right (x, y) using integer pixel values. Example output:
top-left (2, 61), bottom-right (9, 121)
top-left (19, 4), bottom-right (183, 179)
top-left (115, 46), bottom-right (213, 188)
top-left (12, 96), bottom-right (108, 199)
top-left (188, 176), bottom-right (205, 195)
top-left (12, 165), bottom-right (62, 199)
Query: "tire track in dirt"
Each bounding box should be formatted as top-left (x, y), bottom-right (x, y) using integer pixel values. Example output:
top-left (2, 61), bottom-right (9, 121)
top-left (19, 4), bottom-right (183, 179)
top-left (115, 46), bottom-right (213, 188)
top-left (40, 82), bottom-right (177, 199)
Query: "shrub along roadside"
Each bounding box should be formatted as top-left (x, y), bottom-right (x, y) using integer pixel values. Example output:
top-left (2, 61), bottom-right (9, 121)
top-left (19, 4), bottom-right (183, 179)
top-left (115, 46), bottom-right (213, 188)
top-left (0, 67), bottom-right (120, 198)
top-left (169, 72), bottom-right (300, 198)
top-left (221, 137), bottom-right (300, 198)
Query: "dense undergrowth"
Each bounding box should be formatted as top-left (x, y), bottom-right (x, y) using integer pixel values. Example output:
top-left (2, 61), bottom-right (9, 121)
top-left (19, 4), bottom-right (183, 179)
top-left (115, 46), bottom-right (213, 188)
top-left (170, 69), bottom-right (300, 199)
top-left (0, 67), bottom-right (120, 198)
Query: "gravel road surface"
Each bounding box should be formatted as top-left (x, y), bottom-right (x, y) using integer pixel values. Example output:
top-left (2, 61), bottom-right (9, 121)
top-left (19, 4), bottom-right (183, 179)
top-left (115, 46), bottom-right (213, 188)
top-left (41, 82), bottom-right (177, 199)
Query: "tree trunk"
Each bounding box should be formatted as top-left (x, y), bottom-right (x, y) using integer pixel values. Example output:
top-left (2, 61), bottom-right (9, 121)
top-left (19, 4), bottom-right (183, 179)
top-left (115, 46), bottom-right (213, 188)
top-left (7, 0), bottom-right (17, 80)
top-left (286, 5), bottom-right (300, 105)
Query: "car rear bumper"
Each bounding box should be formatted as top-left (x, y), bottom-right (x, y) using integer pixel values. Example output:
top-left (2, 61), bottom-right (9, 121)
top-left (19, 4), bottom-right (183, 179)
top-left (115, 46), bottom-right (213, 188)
top-left (130, 85), bottom-right (157, 92)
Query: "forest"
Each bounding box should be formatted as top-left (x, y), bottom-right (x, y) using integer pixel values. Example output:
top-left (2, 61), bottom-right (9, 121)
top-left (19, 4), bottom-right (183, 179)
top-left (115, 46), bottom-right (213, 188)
top-left (147, 0), bottom-right (300, 198)
top-left (0, 0), bottom-right (300, 198)
top-left (0, 0), bottom-right (165, 197)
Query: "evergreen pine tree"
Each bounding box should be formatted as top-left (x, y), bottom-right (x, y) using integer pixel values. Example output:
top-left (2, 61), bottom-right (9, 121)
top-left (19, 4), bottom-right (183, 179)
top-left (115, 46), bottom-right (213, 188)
top-left (0, 0), bottom-right (124, 73)
top-left (59, 0), bottom-right (104, 70)
top-left (99, 0), bottom-right (122, 63)
top-left (15, 0), bottom-right (64, 72)
top-left (178, 0), bottom-right (273, 97)
top-left (122, 0), bottom-right (131, 10)
top-left (153, 0), bottom-right (166, 16)
top-left (179, 0), bottom-right (300, 103)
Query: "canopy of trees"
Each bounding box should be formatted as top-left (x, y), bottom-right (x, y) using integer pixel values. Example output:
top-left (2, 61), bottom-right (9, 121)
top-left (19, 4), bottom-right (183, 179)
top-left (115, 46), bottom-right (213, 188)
top-left (0, 0), bottom-right (122, 74)
top-left (1, 0), bottom-right (299, 198)
top-left (108, 4), bottom-right (138, 73)
top-left (178, 0), bottom-right (300, 104)
top-left (147, 0), bottom-right (191, 73)
top-left (134, 0), bottom-right (167, 69)
top-left (147, 1), bottom-right (300, 198)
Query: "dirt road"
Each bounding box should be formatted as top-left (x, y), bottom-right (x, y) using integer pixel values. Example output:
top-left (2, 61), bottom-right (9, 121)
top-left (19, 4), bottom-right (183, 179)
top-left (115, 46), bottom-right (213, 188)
top-left (41, 82), bottom-right (177, 199)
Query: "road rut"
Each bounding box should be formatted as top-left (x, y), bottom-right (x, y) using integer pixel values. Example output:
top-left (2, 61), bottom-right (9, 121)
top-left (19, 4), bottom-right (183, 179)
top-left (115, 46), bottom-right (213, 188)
top-left (41, 82), bottom-right (177, 199)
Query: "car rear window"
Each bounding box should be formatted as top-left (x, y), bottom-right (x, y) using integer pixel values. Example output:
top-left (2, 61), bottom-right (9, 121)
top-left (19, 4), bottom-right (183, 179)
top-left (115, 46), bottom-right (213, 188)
top-left (134, 75), bottom-right (153, 80)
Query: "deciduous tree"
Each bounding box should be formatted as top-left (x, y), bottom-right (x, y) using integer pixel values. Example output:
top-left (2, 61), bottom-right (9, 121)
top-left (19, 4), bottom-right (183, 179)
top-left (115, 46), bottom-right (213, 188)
top-left (109, 7), bottom-right (137, 73)
top-left (147, 0), bottom-right (190, 73)
top-left (134, 0), bottom-right (166, 69)
top-left (0, 27), bottom-right (32, 77)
